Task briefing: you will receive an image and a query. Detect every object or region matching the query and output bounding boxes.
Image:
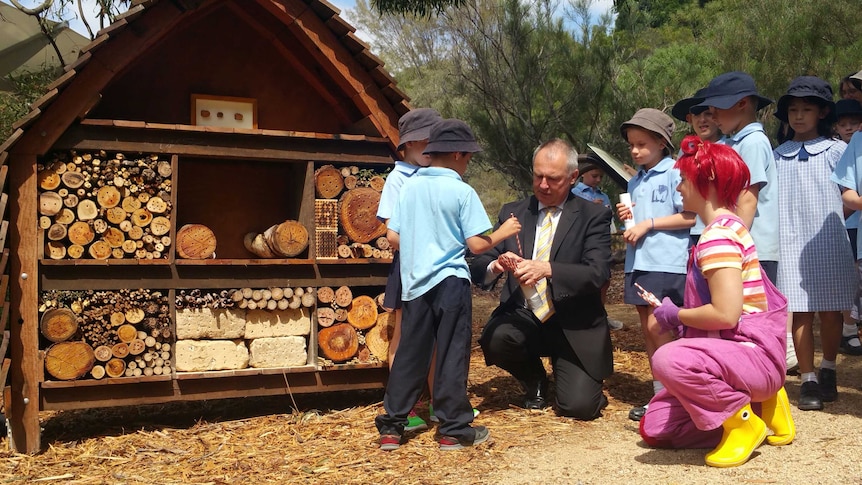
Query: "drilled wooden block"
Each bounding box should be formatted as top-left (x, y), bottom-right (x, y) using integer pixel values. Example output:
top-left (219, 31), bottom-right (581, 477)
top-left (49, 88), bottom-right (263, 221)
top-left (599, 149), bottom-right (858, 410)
top-left (316, 228), bottom-right (338, 259)
top-left (315, 199), bottom-right (339, 230)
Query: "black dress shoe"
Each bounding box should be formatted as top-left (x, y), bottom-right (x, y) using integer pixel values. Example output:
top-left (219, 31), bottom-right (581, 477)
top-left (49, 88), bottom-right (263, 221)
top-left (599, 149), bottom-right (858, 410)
top-left (520, 378), bottom-right (549, 410)
top-left (628, 404), bottom-right (647, 421)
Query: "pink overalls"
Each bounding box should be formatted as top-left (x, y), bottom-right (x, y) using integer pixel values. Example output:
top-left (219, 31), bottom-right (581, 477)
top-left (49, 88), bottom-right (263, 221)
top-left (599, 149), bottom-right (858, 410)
top-left (640, 223), bottom-right (788, 448)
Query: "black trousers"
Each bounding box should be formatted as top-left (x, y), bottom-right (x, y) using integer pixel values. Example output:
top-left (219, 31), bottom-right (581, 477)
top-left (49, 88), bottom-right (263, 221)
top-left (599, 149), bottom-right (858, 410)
top-left (375, 276), bottom-right (476, 440)
top-left (479, 307), bottom-right (606, 420)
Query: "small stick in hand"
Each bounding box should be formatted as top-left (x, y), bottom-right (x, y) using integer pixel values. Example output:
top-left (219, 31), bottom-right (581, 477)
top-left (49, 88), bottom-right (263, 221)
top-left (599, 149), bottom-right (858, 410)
top-left (511, 212), bottom-right (523, 257)
top-left (634, 282), bottom-right (661, 307)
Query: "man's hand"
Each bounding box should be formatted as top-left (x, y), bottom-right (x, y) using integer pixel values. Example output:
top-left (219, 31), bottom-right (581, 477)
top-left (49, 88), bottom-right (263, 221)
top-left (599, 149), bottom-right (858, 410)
top-left (495, 251), bottom-right (523, 273)
top-left (514, 259), bottom-right (552, 286)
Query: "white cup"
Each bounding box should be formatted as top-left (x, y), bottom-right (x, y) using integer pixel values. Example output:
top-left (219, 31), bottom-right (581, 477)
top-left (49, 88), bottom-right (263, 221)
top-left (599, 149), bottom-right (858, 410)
top-left (619, 193), bottom-right (636, 230)
top-left (521, 283), bottom-right (544, 310)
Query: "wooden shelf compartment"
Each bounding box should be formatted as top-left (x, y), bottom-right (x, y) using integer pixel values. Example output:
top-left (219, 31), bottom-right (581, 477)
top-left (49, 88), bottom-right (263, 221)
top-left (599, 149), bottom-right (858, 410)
top-left (174, 365), bottom-right (318, 380)
top-left (55, 121), bottom-right (397, 165)
top-left (174, 258), bottom-right (315, 266)
top-left (42, 374), bottom-right (171, 388)
top-left (175, 157), bottom-right (311, 260)
top-left (39, 367), bottom-right (389, 412)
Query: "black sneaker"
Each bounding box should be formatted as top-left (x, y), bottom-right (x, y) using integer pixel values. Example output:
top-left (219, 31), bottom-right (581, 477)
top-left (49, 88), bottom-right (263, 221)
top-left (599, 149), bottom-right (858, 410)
top-left (438, 426), bottom-right (490, 450)
top-left (798, 381), bottom-right (823, 411)
top-left (379, 434), bottom-right (403, 451)
top-left (819, 368), bottom-right (838, 402)
top-left (840, 335), bottom-right (862, 356)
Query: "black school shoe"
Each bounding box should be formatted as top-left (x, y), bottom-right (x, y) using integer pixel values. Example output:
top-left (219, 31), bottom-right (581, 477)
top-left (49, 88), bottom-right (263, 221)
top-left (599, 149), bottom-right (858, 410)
top-left (819, 368), bottom-right (838, 402)
top-left (840, 335), bottom-right (862, 355)
top-left (798, 381), bottom-right (824, 411)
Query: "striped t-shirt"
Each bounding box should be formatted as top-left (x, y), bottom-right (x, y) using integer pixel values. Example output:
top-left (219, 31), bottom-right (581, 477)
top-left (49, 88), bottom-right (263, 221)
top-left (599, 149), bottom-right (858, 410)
top-left (696, 215), bottom-right (767, 314)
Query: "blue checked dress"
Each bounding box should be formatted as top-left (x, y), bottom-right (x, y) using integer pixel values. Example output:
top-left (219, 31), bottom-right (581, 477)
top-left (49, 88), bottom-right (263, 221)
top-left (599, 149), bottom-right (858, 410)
top-left (775, 137), bottom-right (856, 312)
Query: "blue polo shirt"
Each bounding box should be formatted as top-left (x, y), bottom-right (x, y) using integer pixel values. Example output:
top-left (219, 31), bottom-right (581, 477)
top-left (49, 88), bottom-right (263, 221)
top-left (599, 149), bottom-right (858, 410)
top-left (389, 166), bottom-right (492, 301)
top-left (572, 182), bottom-right (611, 207)
top-left (376, 161), bottom-right (421, 221)
top-left (624, 157), bottom-right (688, 274)
top-left (832, 131), bottom-right (862, 256)
top-left (719, 122), bottom-right (779, 262)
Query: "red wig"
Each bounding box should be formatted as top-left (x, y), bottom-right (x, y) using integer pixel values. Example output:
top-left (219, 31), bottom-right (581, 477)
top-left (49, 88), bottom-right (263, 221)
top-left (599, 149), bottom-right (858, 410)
top-left (675, 135), bottom-right (750, 209)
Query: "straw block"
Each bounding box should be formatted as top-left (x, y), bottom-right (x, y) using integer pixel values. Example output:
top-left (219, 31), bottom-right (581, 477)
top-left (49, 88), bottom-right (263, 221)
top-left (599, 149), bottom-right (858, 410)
top-left (244, 308), bottom-right (311, 339)
top-left (248, 336), bottom-right (307, 368)
top-left (175, 308), bottom-right (246, 339)
top-left (174, 339), bottom-right (249, 371)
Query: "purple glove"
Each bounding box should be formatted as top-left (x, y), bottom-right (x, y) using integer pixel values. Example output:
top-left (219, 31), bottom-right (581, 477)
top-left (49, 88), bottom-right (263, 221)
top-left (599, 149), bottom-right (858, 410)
top-left (653, 297), bottom-right (681, 334)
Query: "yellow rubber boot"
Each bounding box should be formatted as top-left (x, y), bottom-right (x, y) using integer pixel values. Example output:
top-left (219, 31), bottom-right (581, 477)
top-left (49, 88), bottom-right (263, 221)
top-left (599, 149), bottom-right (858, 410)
top-left (705, 404), bottom-right (767, 468)
top-left (761, 387), bottom-right (796, 446)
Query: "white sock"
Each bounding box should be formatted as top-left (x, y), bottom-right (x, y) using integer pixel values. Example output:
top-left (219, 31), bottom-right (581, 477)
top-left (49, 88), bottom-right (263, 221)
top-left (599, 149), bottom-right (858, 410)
top-left (652, 380), bottom-right (664, 394)
top-left (843, 323), bottom-right (858, 337)
top-left (821, 359), bottom-right (836, 370)
top-left (801, 371), bottom-right (817, 383)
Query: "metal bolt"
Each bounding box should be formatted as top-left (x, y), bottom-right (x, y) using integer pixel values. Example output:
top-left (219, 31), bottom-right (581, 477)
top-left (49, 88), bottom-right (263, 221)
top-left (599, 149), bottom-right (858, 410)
top-left (23, 398), bottom-right (29, 405)
top-left (20, 273), bottom-right (28, 280)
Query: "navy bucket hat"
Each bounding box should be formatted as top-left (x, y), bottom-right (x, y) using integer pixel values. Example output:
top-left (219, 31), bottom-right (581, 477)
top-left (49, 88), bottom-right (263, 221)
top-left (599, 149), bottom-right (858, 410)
top-left (671, 87), bottom-right (710, 122)
top-left (695, 71), bottom-right (773, 111)
top-left (423, 119), bottom-right (483, 154)
top-left (835, 99), bottom-right (862, 119)
top-left (774, 76), bottom-right (836, 124)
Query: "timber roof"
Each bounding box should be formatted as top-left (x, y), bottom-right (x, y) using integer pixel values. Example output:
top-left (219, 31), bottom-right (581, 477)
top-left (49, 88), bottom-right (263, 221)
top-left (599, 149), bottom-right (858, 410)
top-left (0, 0), bottom-right (410, 158)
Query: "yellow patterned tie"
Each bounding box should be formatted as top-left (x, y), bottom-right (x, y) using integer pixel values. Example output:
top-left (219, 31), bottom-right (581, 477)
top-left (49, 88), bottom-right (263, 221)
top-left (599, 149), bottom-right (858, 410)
top-left (532, 206), bottom-right (556, 322)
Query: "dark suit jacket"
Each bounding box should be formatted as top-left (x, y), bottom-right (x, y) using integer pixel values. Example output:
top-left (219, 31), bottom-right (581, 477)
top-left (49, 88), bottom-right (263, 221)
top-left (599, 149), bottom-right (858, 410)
top-left (470, 192), bottom-right (614, 380)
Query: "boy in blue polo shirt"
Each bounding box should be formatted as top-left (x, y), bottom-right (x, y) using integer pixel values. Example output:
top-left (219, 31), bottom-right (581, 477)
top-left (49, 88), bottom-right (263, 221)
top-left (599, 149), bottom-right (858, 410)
top-left (694, 72), bottom-right (794, 372)
top-left (694, 72), bottom-right (778, 280)
top-left (375, 119), bottom-right (521, 451)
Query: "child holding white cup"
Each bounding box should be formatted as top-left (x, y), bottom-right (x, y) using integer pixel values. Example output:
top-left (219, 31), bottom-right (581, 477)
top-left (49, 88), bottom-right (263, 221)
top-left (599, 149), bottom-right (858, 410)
top-left (615, 108), bottom-right (696, 422)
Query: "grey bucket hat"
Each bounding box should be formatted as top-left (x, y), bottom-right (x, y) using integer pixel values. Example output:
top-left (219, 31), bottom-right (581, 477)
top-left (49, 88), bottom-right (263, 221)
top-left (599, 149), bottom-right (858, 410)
top-left (620, 108), bottom-right (676, 150)
top-left (397, 108), bottom-right (442, 150)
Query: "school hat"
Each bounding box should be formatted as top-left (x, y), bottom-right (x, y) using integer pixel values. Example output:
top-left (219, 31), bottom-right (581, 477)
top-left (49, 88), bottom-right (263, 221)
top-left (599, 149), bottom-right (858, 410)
top-left (694, 71), bottom-right (773, 111)
top-left (397, 108), bottom-right (442, 150)
top-left (835, 99), bottom-right (862, 119)
top-left (670, 87), bottom-right (710, 122)
top-left (620, 108), bottom-right (676, 150)
top-left (577, 154), bottom-right (600, 175)
top-left (851, 70), bottom-right (862, 83)
top-left (774, 76), bottom-right (836, 123)
top-left (423, 118), bottom-right (483, 154)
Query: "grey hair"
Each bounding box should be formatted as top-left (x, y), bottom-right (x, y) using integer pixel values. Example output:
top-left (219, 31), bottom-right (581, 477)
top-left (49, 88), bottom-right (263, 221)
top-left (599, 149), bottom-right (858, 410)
top-left (533, 138), bottom-right (579, 175)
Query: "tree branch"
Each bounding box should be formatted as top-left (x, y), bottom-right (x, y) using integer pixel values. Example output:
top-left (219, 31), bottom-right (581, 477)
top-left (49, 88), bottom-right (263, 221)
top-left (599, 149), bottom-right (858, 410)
top-left (9, 0), bottom-right (54, 15)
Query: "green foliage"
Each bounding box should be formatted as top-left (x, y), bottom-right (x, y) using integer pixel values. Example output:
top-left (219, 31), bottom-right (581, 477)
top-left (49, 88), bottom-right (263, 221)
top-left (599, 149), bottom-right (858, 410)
top-left (449, 0), bottom-right (617, 195)
top-left (0, 68), bottom-right (59, 141)
top-left (613, 0), bottom-right (708, 32)
top-left (372, 0), bottom-right (465, 16)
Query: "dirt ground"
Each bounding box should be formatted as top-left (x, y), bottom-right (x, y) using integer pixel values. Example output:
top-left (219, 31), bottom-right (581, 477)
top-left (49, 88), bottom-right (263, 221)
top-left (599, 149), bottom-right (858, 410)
top-left (3, 269), bottom-right (862, 484)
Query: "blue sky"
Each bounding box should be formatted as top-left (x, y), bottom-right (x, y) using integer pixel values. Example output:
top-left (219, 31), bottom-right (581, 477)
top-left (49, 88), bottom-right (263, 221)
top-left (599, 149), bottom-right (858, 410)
top-left (35, 0), bottom-right (613, 39)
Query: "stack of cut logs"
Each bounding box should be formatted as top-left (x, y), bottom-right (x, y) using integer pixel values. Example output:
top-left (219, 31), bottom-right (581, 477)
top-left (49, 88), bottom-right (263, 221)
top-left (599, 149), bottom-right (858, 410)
top-left (37, 150), bottom-right (172, 260)
top-left (243, 219), bottom-right (310, 259)
top-left (175, 289), bottom-right (235, 309)
top-left (316, 286), bottom-right (394, 364)
top-left (313, 164), bottom-right (393, 260)
top-left (40, 289), bottom-right (172, 380)
top-left (230, 286), bottom-right (316, 310)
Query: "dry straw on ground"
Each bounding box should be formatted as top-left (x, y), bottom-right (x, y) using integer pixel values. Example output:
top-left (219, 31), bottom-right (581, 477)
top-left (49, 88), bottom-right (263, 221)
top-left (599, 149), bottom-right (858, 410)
top-left (2, 271), bottom-right (862, 484)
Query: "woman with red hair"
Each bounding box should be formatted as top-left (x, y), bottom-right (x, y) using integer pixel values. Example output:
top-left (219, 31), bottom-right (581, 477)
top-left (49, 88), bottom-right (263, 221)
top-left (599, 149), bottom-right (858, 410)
top-left (638, 136), bottom-right (795, 468)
